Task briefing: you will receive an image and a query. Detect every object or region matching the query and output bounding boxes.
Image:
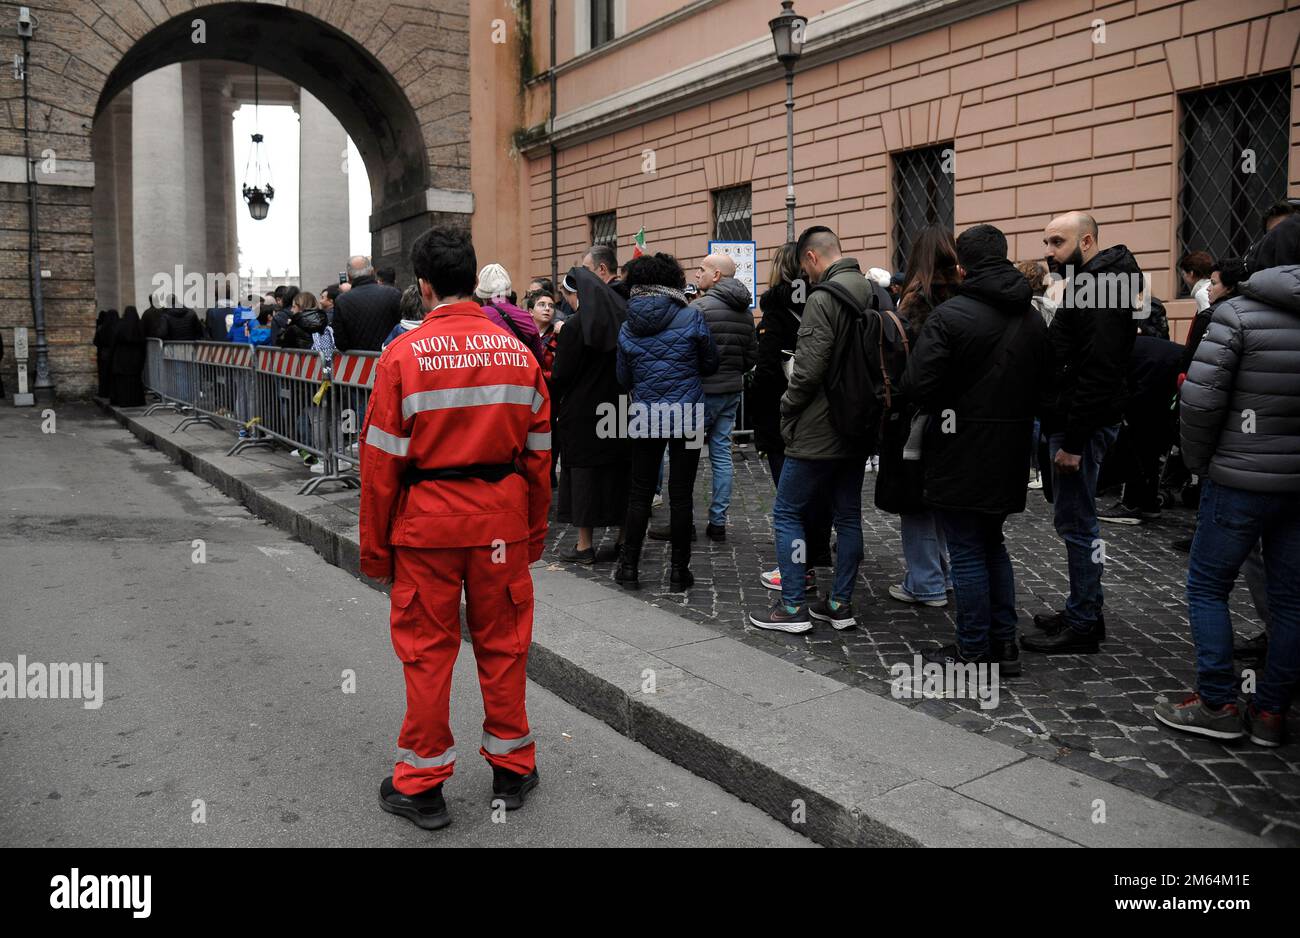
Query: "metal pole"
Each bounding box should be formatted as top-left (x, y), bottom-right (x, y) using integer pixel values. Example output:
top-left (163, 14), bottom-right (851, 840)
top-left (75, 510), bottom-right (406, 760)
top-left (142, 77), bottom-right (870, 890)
top-left (784, 63), bottom-right (796, 243)
top-left (21, 32), bottom-right (53, 401)
top-left (549, 0), bottom-right (559, 289)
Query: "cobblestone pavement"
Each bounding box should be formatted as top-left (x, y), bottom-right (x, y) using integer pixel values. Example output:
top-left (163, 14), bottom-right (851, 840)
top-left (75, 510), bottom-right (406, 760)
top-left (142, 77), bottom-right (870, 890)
top-left (544, 444), bottom-right (1300, 845)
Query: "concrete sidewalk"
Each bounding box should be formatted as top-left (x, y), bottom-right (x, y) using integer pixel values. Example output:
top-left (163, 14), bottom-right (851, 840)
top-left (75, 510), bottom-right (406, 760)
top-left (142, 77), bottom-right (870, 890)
top-left (102, 401), bottom-right (1268, 848)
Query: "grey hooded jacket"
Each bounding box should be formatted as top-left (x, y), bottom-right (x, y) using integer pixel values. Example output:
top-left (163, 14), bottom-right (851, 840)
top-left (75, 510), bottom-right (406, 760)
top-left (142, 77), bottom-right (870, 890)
top-left (1180, 265), bottom-right (1300, 493)
top-left (691, 276), bottom-right (756, 395)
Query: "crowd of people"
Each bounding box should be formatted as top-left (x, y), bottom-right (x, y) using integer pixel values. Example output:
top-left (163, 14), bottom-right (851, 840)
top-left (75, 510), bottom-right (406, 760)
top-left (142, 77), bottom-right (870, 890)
top-left (103, 201), bottom-right (1300, 751)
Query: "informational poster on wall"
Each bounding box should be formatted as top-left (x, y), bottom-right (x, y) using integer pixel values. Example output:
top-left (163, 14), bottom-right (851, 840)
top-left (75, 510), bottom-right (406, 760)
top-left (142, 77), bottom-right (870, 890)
top-left (707, 240), bottom-right (757, 310)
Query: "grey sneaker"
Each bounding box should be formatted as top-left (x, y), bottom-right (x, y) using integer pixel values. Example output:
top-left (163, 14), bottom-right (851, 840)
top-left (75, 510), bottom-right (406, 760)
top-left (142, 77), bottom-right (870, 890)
top-left (1243, 703), bottom-right (1285, 748)
top-left (1153, 694), bottom-right (1242, 740)
top-left (808, 598), bottom-right (855, 630)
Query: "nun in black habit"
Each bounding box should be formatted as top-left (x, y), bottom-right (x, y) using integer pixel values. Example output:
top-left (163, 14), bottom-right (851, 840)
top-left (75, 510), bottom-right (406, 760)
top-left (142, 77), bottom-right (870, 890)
top-left (93, 309), bottom-right (119, 398)
top-left (551, 266), bottom-right (631, 564)
top-left (109, 306), bottom-right (147, 407)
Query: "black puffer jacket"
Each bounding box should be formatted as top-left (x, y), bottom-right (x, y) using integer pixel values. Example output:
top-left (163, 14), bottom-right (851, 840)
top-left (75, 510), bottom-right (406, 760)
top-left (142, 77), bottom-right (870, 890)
top-left (1180, 265), bottom-right (1300, 493)
top-left (749, 283), bottom-right (803, 454)
top-left (692, 276), bottom-right (756, 395)
top-left (159, 307), bottom-right (204, 341)
top-left (1042, 245), bottom-right (1142, 453)
top-left (901, 257), bottom-right (1052, 515)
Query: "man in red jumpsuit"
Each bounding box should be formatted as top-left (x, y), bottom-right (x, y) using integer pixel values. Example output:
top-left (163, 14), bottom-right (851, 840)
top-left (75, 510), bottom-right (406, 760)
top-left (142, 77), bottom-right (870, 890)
top-left (360, 226), bottom-right (551, 831)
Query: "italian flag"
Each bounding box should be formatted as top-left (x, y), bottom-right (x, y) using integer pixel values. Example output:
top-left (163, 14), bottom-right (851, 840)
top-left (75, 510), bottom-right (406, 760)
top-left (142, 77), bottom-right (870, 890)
top-left (631, 227), bottom-right (647, 259)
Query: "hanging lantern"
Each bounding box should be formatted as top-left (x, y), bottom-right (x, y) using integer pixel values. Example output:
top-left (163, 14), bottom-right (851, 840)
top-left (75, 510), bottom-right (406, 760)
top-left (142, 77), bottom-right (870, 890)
top-left (241, 66), bottom-right (274, 221)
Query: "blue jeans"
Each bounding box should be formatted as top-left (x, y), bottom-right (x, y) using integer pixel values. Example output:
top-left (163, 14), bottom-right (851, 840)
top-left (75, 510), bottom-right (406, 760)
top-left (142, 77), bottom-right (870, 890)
top-left (900, 511), bottom-right (950, 601)
top-left (773, 456), bottom-right (865, 607)
top-left (704, 392), bottom-right (741, 526)
top-left (1187, 479), bottom-right (1300, 712)
top-left (937, 511), bottom-right (1017, 656)
top-left (1049, 426), bottom-right (1119, 631)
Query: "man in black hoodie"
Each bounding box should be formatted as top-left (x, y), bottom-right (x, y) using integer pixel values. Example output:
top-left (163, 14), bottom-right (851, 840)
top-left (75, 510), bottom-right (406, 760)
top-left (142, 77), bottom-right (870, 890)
top-left (1025, 212), bottom-right (1142, 654)
top-left (903, 225), bottom-right (1051, 671)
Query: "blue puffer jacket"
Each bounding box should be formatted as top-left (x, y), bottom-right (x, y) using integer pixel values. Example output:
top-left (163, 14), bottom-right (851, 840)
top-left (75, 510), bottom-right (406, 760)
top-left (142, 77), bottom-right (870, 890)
top-left (617, 292), bottom-right (720, 434)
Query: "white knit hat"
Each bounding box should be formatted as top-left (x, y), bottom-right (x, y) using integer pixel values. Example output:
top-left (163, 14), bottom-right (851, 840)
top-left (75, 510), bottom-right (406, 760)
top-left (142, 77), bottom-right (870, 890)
top-left (475, 263), bottom-right (512, 300)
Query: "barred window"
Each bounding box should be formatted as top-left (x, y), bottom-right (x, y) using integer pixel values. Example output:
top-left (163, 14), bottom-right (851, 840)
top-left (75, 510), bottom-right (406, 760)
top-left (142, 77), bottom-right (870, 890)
top-left (713, 185), bottom-right (752, 241)
top-left (892, 143), bottom-right (955, 273)
top-left (591, 0), bottom-right (615, 49)
top-left (590, 211), bottom-right (617, 249)
top-left (1179, 73), bottom-right (1290, 288)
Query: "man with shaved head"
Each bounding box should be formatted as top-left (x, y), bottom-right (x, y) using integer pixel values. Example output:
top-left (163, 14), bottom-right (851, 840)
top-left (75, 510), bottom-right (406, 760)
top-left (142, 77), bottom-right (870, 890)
top-left (1024, 211), bottom-right (1142, 655)
top-left (659, 251), bottom-right (756, 542)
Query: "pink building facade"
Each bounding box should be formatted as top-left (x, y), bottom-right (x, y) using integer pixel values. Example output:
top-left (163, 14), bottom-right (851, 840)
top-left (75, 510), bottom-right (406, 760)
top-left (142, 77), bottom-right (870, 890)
top-left (513, 0), bottom-right (1300, 339)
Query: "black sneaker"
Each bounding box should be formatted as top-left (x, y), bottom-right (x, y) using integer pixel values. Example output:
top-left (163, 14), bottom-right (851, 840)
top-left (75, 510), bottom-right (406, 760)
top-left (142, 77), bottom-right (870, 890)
top-left (1098, 501), bottom-right (1143, 525)
top-left (920, 643), bottom-right (996, 667)
top-left (809, 598), bottom-right (855, 630)
top-left (1021, 622), bottom-right (1101, 654)
top-left (378, 776), bottom-right (451, 830)
top-left (1033, 610), bottom-right (1105, 641)
top-left (491, 765), bottom-right (540, 810)
top-left (1138, 505), bottom-right (1163, 522)
top-left (649, 523), bottom-right (696, 542)
top-left (559, 545), bottom-right (595, 565)
top-left (1233, 633), bottom-right (1268, 662)
top-left (989, 637), bottom-right (1022, 677)
top-left (748, 602), bottom-right (812, 634)
top-left (593, 543), bottom-right (622, 563)
top-left (705, 523), bottom-right (726, 542)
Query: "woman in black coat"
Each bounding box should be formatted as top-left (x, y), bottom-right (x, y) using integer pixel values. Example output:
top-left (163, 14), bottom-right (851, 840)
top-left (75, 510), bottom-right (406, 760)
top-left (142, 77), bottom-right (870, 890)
top-left (109, 306), bottom-right (147, 407)
top-left (93, 309), bottom-right (119, 398)
top-left (552, 266), bottom-right (630, 564)
top-left (877, 226), bottom-right (961, 607)
top-left (750, 242), bottom-right (804, 483)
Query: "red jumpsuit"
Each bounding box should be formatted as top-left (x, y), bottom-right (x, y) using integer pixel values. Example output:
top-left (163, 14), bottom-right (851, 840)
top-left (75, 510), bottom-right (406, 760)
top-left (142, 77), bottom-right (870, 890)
top-left (359, 300), bottom-right (551, 795)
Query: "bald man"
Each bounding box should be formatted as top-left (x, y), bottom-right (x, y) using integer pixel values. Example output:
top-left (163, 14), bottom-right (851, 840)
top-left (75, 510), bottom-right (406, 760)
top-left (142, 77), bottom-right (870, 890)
top-left (331, 254), bottom-right (403, 352)
top-left (654, 252), bottom-right (756, 542)
top-left (1024, 211), bottom-right (1142, 655)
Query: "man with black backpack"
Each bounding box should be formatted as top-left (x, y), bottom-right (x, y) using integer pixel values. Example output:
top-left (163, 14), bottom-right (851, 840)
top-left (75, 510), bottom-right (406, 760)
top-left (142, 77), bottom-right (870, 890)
top-left (902, 225), bottom-right (1052, 672)
top-left (748, 226), bottom-right (888, 634)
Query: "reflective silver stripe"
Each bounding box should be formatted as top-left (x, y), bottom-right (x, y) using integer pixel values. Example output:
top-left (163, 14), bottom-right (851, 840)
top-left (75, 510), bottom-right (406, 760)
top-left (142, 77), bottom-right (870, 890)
top-left (398, 747), bottom-right (457, 769)
top-left (481, 731), bottom-right (534, 756)
top-left (365, 424), bottom-right (410, 457)
top-left (531, 390), bottom-right (545, 414)
top-left (525, 431), bottom-right (551, 451)
top-left (402, 384), bottom-right (537, 419)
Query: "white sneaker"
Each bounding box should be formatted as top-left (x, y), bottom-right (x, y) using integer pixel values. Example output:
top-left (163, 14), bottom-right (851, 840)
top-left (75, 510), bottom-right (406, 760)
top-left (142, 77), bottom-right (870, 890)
top-left (888, 583), bottom-right (947, 607)
top-left (760, 567), bottom-right (817, 591)
top-left (651, 493), bottom-right (664, 509)
top-left (309, 462), bottom-right (325, 475)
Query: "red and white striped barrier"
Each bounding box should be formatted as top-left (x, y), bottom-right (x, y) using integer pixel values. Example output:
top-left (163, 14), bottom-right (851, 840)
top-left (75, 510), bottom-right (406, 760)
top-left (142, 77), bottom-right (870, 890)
top-left (195, 343), bottom-right (253, 368)
top-left (333, 352), bottom-right (378, 389)
top-left (257, 347), bottom-right (324, 382)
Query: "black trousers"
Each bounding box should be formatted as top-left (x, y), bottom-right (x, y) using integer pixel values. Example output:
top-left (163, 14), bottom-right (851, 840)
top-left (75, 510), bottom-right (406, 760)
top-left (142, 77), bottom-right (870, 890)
top-left (624, 436), bottom-right (702, 558)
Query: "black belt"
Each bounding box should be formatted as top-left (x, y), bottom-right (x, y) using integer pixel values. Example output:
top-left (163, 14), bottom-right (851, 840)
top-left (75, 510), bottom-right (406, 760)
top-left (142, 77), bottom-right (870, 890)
top-left (401, 462), bottom-right (519, 485)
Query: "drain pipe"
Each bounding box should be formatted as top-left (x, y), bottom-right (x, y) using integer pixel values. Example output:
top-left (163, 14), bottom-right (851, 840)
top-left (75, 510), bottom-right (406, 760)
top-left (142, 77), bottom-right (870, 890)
top-left (19, 10), bottom-right (54, 402)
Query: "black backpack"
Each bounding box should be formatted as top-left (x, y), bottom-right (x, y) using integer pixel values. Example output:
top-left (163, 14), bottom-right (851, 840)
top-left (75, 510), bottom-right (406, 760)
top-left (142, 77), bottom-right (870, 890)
top-left (810, 278), bottom-right (910, 453)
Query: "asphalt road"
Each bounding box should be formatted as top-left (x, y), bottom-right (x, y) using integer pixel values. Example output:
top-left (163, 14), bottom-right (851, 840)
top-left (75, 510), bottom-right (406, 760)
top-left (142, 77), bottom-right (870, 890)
top-left (0, 404), bottom-right (810, 848)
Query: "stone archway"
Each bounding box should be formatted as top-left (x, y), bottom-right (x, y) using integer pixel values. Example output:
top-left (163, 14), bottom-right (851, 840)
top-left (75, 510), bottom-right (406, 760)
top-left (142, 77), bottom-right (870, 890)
top-left (2, 0), bottom-right (470, 396)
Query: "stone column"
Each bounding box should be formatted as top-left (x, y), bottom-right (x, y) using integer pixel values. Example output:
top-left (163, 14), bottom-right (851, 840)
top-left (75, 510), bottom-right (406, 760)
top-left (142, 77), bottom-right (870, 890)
top-left (131, 65), bottom-right (189, 309)
top-left (181, 61), bottom-right (208, 293)
top-left (201, 64), bottom-right (238, 292)
top-left (297, 88), bottom-right (350, 294)
top-left (112, 92), bottom-right (135, 311)
top-left (91, 99), bottom-right (120, 312)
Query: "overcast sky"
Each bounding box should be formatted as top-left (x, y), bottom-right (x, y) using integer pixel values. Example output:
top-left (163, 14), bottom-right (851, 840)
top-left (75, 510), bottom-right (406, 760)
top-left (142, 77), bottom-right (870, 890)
top-left (232, 104), bottom-right (370, 276)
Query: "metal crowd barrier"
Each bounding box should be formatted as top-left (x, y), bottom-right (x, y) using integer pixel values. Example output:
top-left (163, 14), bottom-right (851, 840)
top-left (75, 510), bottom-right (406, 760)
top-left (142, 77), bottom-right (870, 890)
top-left (140, 339), bottom-right (369, 496)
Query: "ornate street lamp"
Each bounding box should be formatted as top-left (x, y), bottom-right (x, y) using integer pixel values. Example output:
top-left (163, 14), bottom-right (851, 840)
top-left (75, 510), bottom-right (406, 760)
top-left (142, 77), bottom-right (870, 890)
top-left (770, 0), bottom-right (807, 243)
top-left (241, 66), bottom-right (274, 220)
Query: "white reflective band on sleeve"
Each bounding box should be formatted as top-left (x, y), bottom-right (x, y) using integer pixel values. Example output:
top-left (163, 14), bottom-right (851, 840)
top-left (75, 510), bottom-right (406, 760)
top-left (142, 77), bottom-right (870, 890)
top-left (525, 432), bottom-right (551, 451)
top-left (402, 384), bottom-right (537, 419)
top-left (481, 731), bottom-right (534, 756)
top-left (531, 390), bottom-right (545, 414)
top-left (398, 747), bottom-right (457, 769)
top-left (365, 425), bottom-right (410, 457)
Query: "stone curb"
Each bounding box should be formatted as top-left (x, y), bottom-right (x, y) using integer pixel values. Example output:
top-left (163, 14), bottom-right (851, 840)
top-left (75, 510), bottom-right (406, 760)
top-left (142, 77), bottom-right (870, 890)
top-left (101, 402), bottom-right (1269, 849)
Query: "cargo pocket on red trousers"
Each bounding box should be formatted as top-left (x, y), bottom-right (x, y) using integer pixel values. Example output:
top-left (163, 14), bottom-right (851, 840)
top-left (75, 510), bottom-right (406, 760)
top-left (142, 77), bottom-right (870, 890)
top-left (389, 581), bottom-right (421, 664)
top-left (507, 576), bottom-right (534, 656)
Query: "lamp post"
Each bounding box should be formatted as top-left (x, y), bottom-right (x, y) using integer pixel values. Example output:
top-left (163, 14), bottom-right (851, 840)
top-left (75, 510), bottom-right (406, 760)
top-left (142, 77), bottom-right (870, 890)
top-left (770, 0), bottom-right (807, 244)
